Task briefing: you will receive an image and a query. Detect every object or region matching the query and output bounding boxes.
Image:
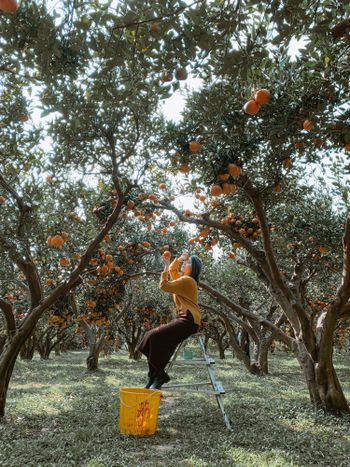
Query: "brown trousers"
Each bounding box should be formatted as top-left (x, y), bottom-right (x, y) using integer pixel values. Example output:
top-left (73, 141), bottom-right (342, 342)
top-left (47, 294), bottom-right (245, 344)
top-left (137, 313), bottom-right (199, 376)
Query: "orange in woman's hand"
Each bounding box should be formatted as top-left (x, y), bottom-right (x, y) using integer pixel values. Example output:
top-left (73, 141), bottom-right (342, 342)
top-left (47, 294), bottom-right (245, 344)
top-left (162, 250), bottom-right (171, 260)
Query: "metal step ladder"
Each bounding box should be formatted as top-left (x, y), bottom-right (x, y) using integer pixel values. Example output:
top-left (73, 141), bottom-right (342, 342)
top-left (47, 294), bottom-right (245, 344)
top-left (161, 334), bottom-right (233, 431)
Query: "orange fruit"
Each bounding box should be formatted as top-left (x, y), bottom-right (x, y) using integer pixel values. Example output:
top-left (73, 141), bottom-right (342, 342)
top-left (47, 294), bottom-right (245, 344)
top-left (243, 99), bottom-right (260, 115)
top-left (294, 141), bottom-right (304, 150)
top-left (227, 163), bottom-right (241, 177)
top-left (303, 120), bottom-right (315, 131)
top-left (217, 173), bottom-right (230, 182)
top-left (211, 238), bottom-right (218, 246)
top-left (162, 250), bottom-right (171, 260)
top-left (59, 257), bottom-right (70, 267)
top-left (169, 220), bottom-right (176, 226)
top-left (175, 68), bottom-right (187, 80)
top-left (254, 89), bottom-right (270, 105)
top-left (199, 195), bottom-right (206, 202)
top-left (159, 183), bottom-right (166, 190)
top-left (210, 185), bottom-right (223, 196)
top-left (345, 143), bottom-right (350, 152)
top-left (179, 163), bottom-right (189, 173)
top-left (252, 217), bottom-right (259, 224)
top-left (104, 234), bottom-right (111, 242)
top-left (272, 183), bottom-right (281, 193)
top-left (228, 251), bottom-right (236, 260)
top-left (0, 195), bottom-right (6, 204)
top-left (0, 1), bottom-right (18, 14)
top-left (73, 253), bottom-right (81, 261)
top-left (283, 159), bottom-right (292, 169)
top-left (161, 70), bottom-right (172, 82)
top-left (51, 235), bottom-right (64, 248)
top-left (319, 246), bottom-right (327, 254)
top-left (233, 242), bottom-right (241, 249)
top-left (127, 200), bottom-right (135, 209)
top-left (189, 140), bottom-right (200, 152)
top-left (149, 23), bottom-right (158, 33)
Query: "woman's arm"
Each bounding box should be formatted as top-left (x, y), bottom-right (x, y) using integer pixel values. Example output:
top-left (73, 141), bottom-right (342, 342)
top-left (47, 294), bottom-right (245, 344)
top-left (159, 272), bottom-right (186, 294)
top-left (169, 258), bottom-right (182, 280)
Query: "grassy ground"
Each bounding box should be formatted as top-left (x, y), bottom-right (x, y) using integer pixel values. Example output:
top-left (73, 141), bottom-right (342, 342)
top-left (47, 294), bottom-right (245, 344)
top-left (1, 345), bottom-right (350, 467)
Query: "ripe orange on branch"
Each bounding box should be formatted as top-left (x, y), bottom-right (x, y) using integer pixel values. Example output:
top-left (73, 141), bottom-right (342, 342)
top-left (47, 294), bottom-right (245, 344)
top-left (345, 143), bottom-right (350, 152)
top-left (272, 183), bottom-right (282, 193)
top-left (179, 163), bottom-right (190, 173)
top-left (149, 23), bottom-right (159, 33)
top-left (189, 140), bottom-right (201, 152)
top-left (175, 67), bottom-right (187, 80)
top-left (210, 185), bottom-right (223, 196)
top-left (0, 195), bottom-right (6, 204)
top-left (303, 119), bottom-right (315, 131)
top-left (283, 159), bottom-right (292, 169)
top-left (217, 173), bottom-right (230, 182)
top-left (228, 163), bottom-right (241, 177)
top-left (0, 0), bottom-right (18, 13)
top-left (161, 70), bottom-right (172, 82)
top-left (243, 99), bottom-right (260, 115)
top-left (254, 89), bottom-right (271, 105)
top-left (59, 257), bottom-right (70, 267)
top-left (159, 183), bottom-right (166, 190)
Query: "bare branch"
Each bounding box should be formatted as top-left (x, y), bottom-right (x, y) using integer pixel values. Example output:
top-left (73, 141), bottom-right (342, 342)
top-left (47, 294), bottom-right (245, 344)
top-left (199, 281), bottom-right (295, 349)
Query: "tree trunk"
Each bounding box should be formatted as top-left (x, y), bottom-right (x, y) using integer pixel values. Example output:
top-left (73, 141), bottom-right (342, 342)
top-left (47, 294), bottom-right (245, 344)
top-left (314, 310), bottom-right (350, 412)
top-left (217, 337), bottom-right (226, 359)
top-left (19, 335), bottom-right (36, 360)
top-left (0, 333), bottom-right (27, 417)
top-left (257, 338), bottom-right (272, 375)
top-left (86, 336), bottom-right (106, 371)
top-left (0, 335), bottom-right (6, 355)
top-left (87, 346), bottom-right (100, 371)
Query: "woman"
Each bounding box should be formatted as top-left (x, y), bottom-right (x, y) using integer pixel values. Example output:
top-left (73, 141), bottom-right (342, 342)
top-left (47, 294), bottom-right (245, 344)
top-left (137, 251), bottom-right (202, 389)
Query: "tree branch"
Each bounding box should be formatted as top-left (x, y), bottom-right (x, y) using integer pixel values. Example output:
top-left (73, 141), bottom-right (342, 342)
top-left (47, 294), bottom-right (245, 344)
top-left (0, 298), bottom-right (16, 337)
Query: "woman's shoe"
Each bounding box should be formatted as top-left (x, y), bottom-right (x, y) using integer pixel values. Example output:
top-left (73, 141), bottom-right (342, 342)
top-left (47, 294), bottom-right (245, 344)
top-left (149, 372), bottom-right (170, 390)
top-left (144, 371), bottom-right (155, 389)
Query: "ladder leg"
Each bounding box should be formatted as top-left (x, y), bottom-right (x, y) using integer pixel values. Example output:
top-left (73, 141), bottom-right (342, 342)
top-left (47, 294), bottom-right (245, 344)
top-left (197, 335), bottom-right (233, 431)
top-left (166, 339), bottom-right (187, 373)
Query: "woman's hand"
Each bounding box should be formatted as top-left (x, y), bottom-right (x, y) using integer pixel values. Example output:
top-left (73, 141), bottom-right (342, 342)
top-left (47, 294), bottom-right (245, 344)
top-left (179, 252), bottom-right (189, 262)
top-left (162, 251), bottom-right (171, 270)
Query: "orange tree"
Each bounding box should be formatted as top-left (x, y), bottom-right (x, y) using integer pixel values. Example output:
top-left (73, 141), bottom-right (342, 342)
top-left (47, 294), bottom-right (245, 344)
top-left (155, 7), bottom-right (350, 410)
top-left (116, 277), bottom-right (172, 359)
top-left (0, 0), bottom-right (212, 417)
top-left (199, 257), bottom-right (283, 374)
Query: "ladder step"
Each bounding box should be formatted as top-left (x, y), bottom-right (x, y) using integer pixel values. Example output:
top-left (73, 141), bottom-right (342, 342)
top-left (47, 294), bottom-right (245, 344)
top-left (162, 381), bottom-right (212, 388)
top-left (173, 358), bottom-right (215, 365)
top-left (162, 388), bottom-right (224, 395)
top-left (213, 381), bottom-right (226, 394)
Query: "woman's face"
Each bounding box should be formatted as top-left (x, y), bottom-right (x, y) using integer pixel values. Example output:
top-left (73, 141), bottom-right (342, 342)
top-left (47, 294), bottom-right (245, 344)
top-left (181, 259), bottom-right (192, 276)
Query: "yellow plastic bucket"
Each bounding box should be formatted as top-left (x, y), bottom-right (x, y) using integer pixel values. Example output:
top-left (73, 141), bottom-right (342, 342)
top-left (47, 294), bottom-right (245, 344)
top-left (119, 387), bottom-right (163, 436)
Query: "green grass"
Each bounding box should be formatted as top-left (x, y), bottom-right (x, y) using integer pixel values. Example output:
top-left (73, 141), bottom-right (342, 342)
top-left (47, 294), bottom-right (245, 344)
top-left (1, 346), bottom-right (350, 467)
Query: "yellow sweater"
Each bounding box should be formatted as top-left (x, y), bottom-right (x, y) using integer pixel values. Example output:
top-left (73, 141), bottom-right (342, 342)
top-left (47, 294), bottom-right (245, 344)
top-left (159, 258), bottom-right (201, 326)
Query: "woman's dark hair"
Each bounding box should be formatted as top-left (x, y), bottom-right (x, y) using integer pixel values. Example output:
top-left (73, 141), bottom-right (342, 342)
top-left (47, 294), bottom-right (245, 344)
top-left (190, 255), bottom-right (202, 283)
